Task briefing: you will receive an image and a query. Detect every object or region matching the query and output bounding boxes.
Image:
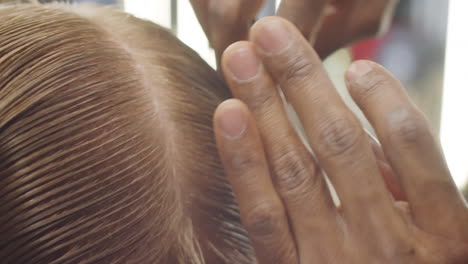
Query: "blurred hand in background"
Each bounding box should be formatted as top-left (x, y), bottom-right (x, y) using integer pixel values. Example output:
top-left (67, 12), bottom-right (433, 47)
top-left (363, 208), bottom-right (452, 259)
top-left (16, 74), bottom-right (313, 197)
top-left (190, 0), bottom-right (400, 68)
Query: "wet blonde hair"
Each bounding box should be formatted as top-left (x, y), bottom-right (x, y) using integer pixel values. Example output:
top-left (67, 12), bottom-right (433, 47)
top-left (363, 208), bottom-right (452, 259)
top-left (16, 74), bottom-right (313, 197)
top-left (0, 2), bottom-right (253, 263)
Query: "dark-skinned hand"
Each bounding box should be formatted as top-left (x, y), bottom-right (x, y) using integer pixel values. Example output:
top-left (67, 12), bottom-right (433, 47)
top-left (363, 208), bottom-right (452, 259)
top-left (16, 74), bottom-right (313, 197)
top-left (190, 0), bottom-right (400, 68)
top-left (213, 17), bottom-right (468, 264)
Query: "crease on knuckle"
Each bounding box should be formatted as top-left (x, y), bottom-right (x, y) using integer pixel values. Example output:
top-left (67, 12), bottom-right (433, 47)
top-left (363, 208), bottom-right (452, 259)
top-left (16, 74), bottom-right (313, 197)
top-left (272, 148), bottom-right (318, 202)
top-left (353, 74), bottom-right (389, 104)
top-left (315, 117), bottom-right (362, 158)
top-left (387, 109), bottom-right (429, 149)
top-left (247, 89), bottom-right (277, 113)
top-left (280, 55), bottom-right (319, 89)
top-left (229, 152), bottom-right (262, 174)
top-left (243, 200), bottom-right (285, 240)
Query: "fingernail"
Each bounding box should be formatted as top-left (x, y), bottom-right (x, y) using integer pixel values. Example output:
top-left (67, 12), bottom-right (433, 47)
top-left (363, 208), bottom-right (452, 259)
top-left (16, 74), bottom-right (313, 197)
top-left (253, 18), bottom-right (292, 54)
top-left (346, 61), bottom-right (373, 82)
top-left (225, 46), bottom-right (261, 81)
top-left (218, 101), bottom-right (247, 139)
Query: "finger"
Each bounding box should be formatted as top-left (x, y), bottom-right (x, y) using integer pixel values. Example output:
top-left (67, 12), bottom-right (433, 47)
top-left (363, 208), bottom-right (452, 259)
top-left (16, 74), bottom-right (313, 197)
top-left (250, 17), bottom-right (397, 224)
top-left (378, 159), bottom-right (406, 201)
top-left (313, 1), bottom-right (354, 59)
top-left (369, 134), bottom-right (386, 161)
top-left (214, 99), bottom-right (298, 264)
top-left (314, 0), bottom-right (400, 59)
top-left (209, 0), bottom-right (264, 66)
top-left (277, 0), bottom-right (328, 41)
top-left (368, 133), bottom-right (406, 200)
top-left (346, 60), bottom-right (468, 234)
top-left (222, 42), bottom-right (341, 260)
top-left (189, 0), bottom-right (210, 35)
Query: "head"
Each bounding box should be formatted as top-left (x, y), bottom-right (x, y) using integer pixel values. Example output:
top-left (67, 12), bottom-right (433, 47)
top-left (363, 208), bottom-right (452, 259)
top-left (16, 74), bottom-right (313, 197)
top-left (0, 2), bottom-right (253, 263)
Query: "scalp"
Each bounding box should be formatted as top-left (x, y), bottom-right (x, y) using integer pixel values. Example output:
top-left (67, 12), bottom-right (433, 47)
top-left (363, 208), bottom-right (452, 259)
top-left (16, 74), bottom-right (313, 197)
top-left (0, 2), bottom-right (254, 263)
top-left (0, 3), bottom-right (193, 263)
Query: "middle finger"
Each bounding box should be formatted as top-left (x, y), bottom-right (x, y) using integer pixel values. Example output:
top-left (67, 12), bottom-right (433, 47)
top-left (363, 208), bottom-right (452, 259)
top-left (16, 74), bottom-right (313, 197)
top-left (222, 41), bottom-right (341, 259)
top-left (250, 17), bottom-right (396, 223)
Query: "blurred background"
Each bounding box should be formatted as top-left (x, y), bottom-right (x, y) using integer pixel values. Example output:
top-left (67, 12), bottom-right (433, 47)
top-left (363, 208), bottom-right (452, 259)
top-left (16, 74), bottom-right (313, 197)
top-left (71, 0), bottom-right (465, 190)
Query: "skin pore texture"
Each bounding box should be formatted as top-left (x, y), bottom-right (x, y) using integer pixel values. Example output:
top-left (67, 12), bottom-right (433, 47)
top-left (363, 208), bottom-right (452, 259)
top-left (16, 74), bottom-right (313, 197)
top-left (0, 3), bottom-right (253, 264)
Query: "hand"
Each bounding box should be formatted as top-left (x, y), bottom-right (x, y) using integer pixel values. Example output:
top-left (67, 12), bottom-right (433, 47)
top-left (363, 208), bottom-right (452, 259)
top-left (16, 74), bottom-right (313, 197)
top-left (313, 0), bottom-right (400, 58)
top-left (189, 0), bottom-right (265, 69)
top-left (214, 17), bottom-right (468, 263)
top-left (190, 0), bottom-right (399, 68)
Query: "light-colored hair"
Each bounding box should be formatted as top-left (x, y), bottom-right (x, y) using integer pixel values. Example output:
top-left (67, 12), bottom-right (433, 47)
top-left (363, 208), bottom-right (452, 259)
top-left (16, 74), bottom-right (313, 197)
top-left (0, 2), bottom-right (253, 263)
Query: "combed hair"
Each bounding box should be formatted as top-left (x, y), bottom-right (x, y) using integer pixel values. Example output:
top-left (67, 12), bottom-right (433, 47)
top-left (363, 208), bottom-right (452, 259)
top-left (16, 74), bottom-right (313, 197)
top-left (0, 2), bottom-right (253, 263)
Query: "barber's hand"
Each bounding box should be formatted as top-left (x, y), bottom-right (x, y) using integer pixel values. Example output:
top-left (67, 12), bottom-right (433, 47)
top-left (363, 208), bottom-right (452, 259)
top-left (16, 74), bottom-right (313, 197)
top-left (189, 0), bottom-right (265, 69)
top-left (214, 17), bottom-right (468, 263)
top-left (313, 0), bottom-right (400, 58)
top-left (190, 0), bottom-right (399, 68)
top-left (189, 0), bottom-right (326, 67)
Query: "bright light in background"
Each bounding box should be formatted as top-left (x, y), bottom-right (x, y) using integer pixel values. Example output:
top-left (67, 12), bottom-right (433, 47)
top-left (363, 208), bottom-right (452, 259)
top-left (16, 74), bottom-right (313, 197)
top-left (125, 1), bottom-right (465, 188)
top-left (176, 0), bottom-right (216, 67)
top-left (124, 0), bottom-right (170, 28)
top-left (124, 1), bottom-right (215, 67)
top-left (441, 1), bottom-right (468, 188)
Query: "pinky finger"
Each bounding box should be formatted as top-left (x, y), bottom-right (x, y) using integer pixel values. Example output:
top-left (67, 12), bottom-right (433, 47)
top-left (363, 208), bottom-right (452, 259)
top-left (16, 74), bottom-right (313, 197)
top-left (214, 99), bottom-right (298, 264)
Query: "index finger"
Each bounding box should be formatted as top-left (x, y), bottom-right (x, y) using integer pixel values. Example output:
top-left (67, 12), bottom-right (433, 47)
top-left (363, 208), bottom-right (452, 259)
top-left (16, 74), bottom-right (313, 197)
top-left (191, 0), bottom-right (265, 70)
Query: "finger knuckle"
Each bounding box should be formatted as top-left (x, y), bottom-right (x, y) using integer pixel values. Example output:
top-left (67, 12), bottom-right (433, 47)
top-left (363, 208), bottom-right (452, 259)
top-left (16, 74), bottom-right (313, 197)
top-left (246, 89), bottom-right (277, 113)
top-left (364, 233), bottom-right (419, 263)
top-left (243, 200), bottom-right (285, 240)
top-left (385, 232), bottom-right (468, 263)
top-left (383, 246), bottom-right (419, 263)
top-left (228, 152), bottom-right (263, 174)
top-left (273, 148), bottom-right (318, 201)
top-left (385, 237), bottom-right (419, 261)
top-left (387, 109), bottom-right (430, 149)
top-left (315, 117), bottom-right (363, 158)
top-left (352, 74), bottom-right (389, 104)
top-left (281, 55), bottom-right (319, 89)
